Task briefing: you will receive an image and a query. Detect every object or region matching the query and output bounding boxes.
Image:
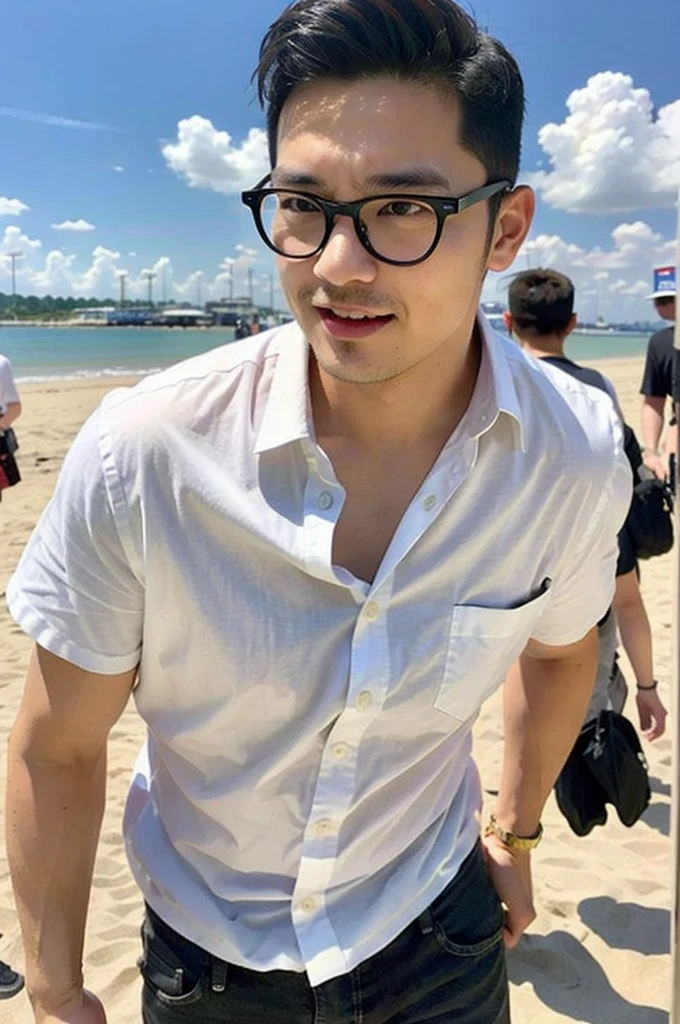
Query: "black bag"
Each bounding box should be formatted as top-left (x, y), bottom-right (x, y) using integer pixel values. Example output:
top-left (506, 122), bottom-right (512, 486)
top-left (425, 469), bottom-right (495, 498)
top-left (626, 477), bottom-right (674, 559)
top-left (0, 430), bottom-right (21, 490)
top-left (622, 424), bottom-right (674, 560)
top-left (554, 710), bottom-right (650, 837)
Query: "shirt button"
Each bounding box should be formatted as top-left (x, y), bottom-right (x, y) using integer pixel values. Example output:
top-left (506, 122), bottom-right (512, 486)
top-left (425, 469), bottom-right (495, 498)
top-left (364, 601), bottom-right (379, 621)
top-left (299, 897), bottom-right (317, 914)
top-left (317, 491), bottom-right (334, 511)
top-left (423, 494), bottom-right (437, 511)
top-left (332, 743), bottom-right (349, 761)
top-left (356, 690), bottom-right (374, 711)
top-left (314, 818), bottom-right (335, 837)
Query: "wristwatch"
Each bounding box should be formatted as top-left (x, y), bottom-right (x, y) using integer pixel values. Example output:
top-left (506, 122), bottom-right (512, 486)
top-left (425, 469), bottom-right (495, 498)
top-left (484, 813), bottom-right (543, 852)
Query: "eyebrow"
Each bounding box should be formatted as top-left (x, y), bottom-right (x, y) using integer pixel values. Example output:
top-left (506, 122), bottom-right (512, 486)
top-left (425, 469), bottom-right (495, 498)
top-left (271, 167), bottom-right (453, 192)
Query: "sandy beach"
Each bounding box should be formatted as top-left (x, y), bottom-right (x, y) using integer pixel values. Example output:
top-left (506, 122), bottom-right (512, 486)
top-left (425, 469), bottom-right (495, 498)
top-left (0, 356), bottom-right (673, 1023)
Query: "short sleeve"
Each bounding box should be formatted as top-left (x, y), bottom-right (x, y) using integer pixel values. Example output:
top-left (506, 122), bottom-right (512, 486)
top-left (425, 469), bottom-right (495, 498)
top-left (0, 356), bottom-right (20, 407)
top-left (530, 432), bottom-right (632, 647)
top-left (640, 335), bottom-right (669, 397)
top-left (616, 525), bottom-right (637, 578)
top-left (6, 406), bottom-right (144, 674)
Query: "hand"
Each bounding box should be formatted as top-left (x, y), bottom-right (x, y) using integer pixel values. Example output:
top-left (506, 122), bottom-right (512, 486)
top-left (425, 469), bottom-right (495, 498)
top-left (481, 833), bottom-right (535, 949)
top-left (642, 450), bottom-right (667, 481)
top-left (34, 990), bottom-right (107, 1024)
top-left (636, 687), bottom-right (668, 741)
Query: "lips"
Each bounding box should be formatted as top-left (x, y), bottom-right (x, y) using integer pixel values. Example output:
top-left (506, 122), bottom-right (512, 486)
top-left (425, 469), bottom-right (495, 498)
top-left (316, 306), bottom-right (395, 340)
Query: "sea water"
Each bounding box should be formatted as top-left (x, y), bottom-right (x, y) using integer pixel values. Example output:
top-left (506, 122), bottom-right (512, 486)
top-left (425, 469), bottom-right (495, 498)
top-left (0, 324), bottom-right (653, 383)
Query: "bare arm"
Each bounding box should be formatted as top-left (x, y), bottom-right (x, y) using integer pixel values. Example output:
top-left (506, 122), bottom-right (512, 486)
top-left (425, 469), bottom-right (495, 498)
top-left (0, 399), bottom-right (21, 429)
top-left (641, 396), bottom-right (667, 478)
top-left (613, 570), bottom-right (667, 740)
top-left (6, 644), bottom-right (136, 1021)
top-left (495, 628), bottom-right (598, 836)
top-left (485, 629), bottom-right (598, 947)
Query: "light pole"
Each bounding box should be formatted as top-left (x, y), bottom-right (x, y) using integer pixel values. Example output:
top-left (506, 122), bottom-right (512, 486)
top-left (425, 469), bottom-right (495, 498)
top-left (8, 251), bottom-right (23, 298)
top-left (144, 271), bottom-right (157, 307)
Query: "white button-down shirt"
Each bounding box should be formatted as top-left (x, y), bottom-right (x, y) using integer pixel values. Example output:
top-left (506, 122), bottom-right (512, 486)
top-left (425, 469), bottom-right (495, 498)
top-left (7, 315), bottom-right (630, 986)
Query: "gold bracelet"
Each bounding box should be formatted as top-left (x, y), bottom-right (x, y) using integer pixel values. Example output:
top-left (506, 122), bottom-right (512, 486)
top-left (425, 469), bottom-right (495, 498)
top-left (483, 813), bottom-right (543, 852)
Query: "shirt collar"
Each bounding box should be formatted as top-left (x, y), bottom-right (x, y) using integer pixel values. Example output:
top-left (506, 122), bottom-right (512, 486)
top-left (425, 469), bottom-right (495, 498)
top-left (254, 311), bottom-right (526, 456)
top-left (254, 322), bottom-right (313, 455)
top-left (471, 311), bottom-right (526, 452)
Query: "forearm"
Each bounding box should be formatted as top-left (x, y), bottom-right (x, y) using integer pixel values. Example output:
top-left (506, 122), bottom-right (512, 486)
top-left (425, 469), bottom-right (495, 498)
top-left (0, 401), bottom-right (21, 429)
top-left (641, 401), bottom-right (665, 452)
top-left (6, 737), bottom-right (106, 1013)
top-left (495, 630), bottom-right (598, 835)
top-left (616, 603), bottom-right (653, 686)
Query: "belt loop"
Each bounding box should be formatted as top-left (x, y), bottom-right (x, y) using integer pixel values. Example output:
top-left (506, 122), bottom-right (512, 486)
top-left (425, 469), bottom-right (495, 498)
top-left (211, 959), bottom-right (228, 992)
top-left (418, 909), bottom-right (434, 936)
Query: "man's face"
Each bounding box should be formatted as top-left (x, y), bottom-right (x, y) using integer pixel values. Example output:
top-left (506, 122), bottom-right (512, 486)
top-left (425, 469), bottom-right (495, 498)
top-left (655, 296), bottom-right (676, 322)
top-left (273, 76), bottom-right (532, 385)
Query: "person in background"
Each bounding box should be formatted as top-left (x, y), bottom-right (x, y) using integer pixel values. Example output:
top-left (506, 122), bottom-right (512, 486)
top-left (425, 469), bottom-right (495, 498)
top-left (640, 265), bottom-right (676, 481)
top-left (0, 351), bottom-right (22, 433)
top-left (6, 4), bottom-right (630, 1023)
top-left (505, 268), bottom-right (667, 741)
top-left (0, 358), bottom-right (24, 988)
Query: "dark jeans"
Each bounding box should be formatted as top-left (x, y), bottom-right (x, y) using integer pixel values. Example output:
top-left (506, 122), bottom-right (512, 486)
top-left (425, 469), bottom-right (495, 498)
top-left (139, 841), bottom-right (509, 1024)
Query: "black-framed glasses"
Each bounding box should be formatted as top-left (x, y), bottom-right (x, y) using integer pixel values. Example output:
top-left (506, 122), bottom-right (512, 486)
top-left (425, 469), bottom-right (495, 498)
top-left (241, 174), bottom-right (512, 267)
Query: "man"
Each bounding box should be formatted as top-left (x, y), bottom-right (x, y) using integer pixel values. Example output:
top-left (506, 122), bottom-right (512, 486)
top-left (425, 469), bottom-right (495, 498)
top-left (640, 265), bottom-right (676, 480)
top-left (6, 3), bottom-right (630, 1023)
top-left (505, 268), bottom-right (666, 741)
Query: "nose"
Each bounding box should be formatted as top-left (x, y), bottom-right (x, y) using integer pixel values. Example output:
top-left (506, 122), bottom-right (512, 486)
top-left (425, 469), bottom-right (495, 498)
top-left (312, 215), bottom-right (378, 287)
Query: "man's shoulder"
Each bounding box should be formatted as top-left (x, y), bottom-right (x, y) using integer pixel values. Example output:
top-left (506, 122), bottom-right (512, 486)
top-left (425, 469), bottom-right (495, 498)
top-left (649, 326), bottom-right (674, 352)
top-left (101, 321), bottom-right (297, 427)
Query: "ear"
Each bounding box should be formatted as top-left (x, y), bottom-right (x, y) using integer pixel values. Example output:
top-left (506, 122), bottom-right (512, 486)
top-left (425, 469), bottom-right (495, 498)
top-left (503, 311), bottom-right (514, 334)
top-left (486, 186), bottom-right (535, 273)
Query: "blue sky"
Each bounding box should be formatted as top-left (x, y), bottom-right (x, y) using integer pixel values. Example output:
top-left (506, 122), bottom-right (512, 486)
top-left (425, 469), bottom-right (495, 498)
top-left (1, 0), bottom-right (679, 320)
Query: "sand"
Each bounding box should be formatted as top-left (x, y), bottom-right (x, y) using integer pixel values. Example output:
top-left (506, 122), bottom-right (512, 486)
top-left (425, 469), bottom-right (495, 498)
top-left (0, 357), bottom-right (673, 1023)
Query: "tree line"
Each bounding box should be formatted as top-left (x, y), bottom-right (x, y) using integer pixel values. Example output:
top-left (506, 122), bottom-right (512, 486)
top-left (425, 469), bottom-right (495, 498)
top-left (0, 292), bottom-right (150, 320)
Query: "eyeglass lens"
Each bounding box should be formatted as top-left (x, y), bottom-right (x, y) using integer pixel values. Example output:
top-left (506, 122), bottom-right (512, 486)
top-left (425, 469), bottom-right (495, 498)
top-left (260, 192), bottom-right (439, 263)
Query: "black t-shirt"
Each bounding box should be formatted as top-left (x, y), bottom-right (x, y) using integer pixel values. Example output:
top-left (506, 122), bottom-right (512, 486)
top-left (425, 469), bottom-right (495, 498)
top-left (640, 326), bottom-right (673, 398)
top-left (539, 355), bottom-right (635, 579)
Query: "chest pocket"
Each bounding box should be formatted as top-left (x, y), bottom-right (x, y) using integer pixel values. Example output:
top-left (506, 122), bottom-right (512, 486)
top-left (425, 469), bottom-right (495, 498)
top-left (435, 583), bottom-right (553, 724)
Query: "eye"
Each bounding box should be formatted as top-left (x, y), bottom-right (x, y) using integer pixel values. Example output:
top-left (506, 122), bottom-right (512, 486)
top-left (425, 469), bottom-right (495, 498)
top-left (279, 195), bottom-right (321, 214)
top-left (378, 200), bottom-right (429, 217)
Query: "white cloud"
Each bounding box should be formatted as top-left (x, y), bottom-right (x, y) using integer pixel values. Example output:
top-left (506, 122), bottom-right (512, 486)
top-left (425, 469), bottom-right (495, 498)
top-left (76, 246), bottom-right (123, 295)
top-left (483, 218), bottom-right (675, 321)
top-left (0, 197), bottom-right (29, 217)
top-left (174, 269), bottom-right (204, 299)
top-left (51, 218), bottom-right (96, 232)
top-left (528, 72), bottom-right (680, 213)
top-left (0, 224), bottom-right (42, 254)
top-left (31, 250), bottom-right (78, 292)
top-left (113, 164), bottom-right (125, 173)
top-left (162, 116), bottom-right (269, 195)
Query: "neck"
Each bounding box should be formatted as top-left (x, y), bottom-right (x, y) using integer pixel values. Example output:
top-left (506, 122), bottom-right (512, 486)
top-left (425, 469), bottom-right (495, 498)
top-left (518, 333), bottom-right (566, 360)
top-left (310, 326), bottom-right (482, 455)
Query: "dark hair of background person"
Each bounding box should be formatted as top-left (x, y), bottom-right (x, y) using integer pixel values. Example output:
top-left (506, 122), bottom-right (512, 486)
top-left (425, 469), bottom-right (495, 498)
top-left (254, 0), bottom-right (525, 245)
top-left (507, 268), bottom-right (576, 337)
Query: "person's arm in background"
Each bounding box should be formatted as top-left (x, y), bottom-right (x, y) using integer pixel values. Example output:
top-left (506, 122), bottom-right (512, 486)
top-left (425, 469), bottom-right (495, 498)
top-left (613, 569), bottom-right (667, 740)
top-left (7, 646), bottom-right (136, 1024)
top-left (641, 395), bottom-right (668, 479)
top-left (0, 399), bottom-right (22, 429)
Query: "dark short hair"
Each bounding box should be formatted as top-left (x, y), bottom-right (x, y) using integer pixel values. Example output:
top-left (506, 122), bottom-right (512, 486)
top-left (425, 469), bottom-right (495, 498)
top-left (508, 269), bottom-right (575, 336)
top-left (255, 0), bottom-right (525, 188)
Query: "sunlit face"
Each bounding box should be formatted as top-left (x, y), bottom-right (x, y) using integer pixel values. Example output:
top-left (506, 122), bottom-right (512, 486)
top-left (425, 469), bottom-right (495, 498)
top-left (273, 76), bottom-right (532, 385)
